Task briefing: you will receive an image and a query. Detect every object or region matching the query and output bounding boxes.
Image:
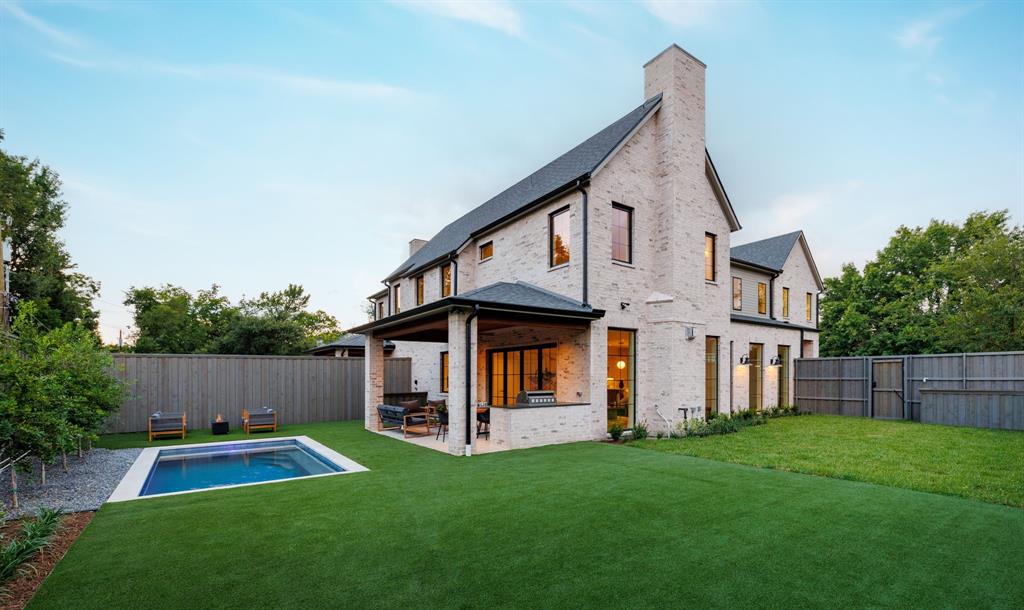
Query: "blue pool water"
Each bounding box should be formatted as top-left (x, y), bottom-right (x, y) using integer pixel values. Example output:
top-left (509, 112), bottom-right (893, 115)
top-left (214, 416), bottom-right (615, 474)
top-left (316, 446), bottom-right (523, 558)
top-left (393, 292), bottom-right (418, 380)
top-left (140, 440), bottom-right (344, 496)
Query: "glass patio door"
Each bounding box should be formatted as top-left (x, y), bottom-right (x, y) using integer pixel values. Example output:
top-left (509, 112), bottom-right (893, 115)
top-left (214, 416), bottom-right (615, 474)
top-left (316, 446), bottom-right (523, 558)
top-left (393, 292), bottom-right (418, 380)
top-left (778, 345), bottom-right (790, 407)
top-left (749, 343), bottom-right (763, 411)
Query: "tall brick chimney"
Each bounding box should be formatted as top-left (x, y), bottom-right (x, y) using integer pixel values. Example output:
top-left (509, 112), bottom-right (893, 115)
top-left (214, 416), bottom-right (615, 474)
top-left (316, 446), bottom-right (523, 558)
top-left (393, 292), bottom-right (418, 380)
top-left (643, 44), bottom-right (708, 304)
top-left (408, 238), bottom-right (428, 257)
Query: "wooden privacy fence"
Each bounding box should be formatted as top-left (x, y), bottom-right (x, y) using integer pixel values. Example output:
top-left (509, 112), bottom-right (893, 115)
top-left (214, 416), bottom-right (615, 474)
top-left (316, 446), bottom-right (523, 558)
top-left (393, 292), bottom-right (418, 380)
top-left (106, 354), bottom-right (412, 434)
top-left (794, 351), bottom-right (1024, 430)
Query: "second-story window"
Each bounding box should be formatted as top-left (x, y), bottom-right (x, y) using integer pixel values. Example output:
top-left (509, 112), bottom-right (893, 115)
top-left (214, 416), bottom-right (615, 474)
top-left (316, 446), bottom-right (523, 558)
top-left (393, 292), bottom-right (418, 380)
top-left (758, 282), bottom-right (767, 314)
top-left (480, 241), bottom-right (493, 261)
top-left (704, 233), bottom-right (716, 281)
top-left (441, 264), bottom-right (452, 297)
top-left (612, 203), bottom-right (632, 263)
top-left (782, 287), bottom-right (790, 318)
top-left (393, 284), bottom-right (401, 314)
top-left (806, 293), bottom-right (813, 322)
top-left (376, 301), bottom-right (384, 320)
top-left (732, 277), bottom-right (742, 311)
top-left (549, 207), bottom-right (571, 267)
top-left (415, 275), bottom-right (424, 306)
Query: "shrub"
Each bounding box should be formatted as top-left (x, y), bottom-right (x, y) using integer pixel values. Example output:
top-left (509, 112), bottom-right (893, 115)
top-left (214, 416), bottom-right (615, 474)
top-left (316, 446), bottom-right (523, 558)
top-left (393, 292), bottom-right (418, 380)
top-left (0, 508), bottom-right (64, 591)
top-left (630, 420), bottom-right (649, 441)
top-left (609, 424), bottom-right (624, 442)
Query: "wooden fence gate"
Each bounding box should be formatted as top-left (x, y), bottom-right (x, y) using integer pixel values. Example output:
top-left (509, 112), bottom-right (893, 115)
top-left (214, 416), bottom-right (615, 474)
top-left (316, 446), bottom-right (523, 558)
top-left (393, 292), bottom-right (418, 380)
top-left (871, 359), bottom-right (905, 419)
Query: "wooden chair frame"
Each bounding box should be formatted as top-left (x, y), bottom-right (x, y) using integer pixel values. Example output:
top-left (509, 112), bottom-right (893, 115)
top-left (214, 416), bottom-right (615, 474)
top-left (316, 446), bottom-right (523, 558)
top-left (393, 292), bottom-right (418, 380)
top-left (242, 408), bottom-right (278, 435)
top-left (148, 412), bottom-right (187, 442)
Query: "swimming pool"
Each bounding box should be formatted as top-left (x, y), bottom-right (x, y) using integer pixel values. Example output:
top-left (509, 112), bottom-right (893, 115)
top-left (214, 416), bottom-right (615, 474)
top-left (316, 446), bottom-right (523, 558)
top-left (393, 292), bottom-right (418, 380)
top-left (109, 436), bottom-right (367, 501)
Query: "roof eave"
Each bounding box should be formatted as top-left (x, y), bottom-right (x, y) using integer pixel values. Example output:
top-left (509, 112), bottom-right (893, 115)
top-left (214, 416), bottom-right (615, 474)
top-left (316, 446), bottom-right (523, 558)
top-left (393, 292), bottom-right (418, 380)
top-left (730, 257), bottom-right (780, 274)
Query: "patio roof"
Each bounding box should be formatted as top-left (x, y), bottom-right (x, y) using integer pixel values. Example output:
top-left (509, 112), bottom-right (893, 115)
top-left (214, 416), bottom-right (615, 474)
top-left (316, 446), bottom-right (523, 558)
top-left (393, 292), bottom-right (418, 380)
top-left (347, 281), bottom-right (604, 342)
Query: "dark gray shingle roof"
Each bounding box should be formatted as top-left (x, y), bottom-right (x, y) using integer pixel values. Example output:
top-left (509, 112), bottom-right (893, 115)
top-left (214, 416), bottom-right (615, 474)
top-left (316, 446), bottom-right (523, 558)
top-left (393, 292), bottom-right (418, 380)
top-left (386, 94), bottom-right (663, 281)
top-left (455, 281), bottom-right (596, 314)
top-left (731, 231), bottom-right (803, 271)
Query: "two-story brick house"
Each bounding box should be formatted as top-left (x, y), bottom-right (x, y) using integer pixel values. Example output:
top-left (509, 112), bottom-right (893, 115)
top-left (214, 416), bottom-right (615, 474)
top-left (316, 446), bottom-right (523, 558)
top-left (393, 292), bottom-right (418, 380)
top-left (350, 44), bottom-right (822, 456)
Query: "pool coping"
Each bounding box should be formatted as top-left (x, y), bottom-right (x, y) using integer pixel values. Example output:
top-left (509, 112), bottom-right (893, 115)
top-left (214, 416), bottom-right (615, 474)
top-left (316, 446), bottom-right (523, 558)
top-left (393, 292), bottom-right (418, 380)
top-left (107, 435), bottom-right (369, 502)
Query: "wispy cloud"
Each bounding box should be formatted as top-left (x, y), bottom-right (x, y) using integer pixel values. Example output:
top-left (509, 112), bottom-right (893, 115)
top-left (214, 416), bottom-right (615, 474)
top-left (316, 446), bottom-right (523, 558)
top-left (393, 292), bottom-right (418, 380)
top-left (0, 1), bottom-right (84, 47)
top-left (48, 53), bottom-right (415, 100)
top-left (764, 180), bottom-right (864, 227)
top-left (642, 0), bottom-right (725, 28)
top-left (393, 0), bottom-right (523, 37)
top-left (895, 4), bottom-right (977, 55)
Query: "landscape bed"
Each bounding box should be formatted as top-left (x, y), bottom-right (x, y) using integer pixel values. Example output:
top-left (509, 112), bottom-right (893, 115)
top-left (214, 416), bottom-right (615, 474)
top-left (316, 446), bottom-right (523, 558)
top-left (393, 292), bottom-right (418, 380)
top-left (25, 420), bottom-right (1024, 609)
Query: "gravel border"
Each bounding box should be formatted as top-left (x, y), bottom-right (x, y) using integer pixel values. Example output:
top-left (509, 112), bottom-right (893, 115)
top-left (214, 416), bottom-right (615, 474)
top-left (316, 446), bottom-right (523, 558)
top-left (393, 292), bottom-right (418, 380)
top-left (1, 448), bottom-right (142, 518)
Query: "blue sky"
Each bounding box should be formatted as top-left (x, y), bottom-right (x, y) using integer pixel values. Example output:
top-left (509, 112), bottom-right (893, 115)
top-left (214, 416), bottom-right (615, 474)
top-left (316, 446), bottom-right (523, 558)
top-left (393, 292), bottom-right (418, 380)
top-left (1, 1), bottom-right (1021, 343)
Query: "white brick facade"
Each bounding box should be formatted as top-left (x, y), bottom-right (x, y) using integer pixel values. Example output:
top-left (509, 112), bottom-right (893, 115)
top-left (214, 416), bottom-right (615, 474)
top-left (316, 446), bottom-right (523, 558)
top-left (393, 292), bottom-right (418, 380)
top-left (360, 45), bottom-right (824, 453)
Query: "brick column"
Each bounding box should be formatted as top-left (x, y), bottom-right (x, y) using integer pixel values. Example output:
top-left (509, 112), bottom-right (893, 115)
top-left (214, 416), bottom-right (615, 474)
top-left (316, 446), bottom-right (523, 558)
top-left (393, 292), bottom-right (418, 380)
top-left (446, 309), bottom-right (478, 456)
top-left (364, 332), bottom-right (384, 431)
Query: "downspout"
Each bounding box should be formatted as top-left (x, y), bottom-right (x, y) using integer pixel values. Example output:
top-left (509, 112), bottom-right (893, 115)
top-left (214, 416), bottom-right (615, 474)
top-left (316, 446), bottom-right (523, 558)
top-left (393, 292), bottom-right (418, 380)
top-left (464, 304), bottom-right (480, 456)
top-left (729, 340), bottom-right (734, 413)
top-left (451, 254), bottom-right (459, 295)
top-left (577, 182), bottom-right (589, 306)
top-left (799, 329), bottom-right (805, 358)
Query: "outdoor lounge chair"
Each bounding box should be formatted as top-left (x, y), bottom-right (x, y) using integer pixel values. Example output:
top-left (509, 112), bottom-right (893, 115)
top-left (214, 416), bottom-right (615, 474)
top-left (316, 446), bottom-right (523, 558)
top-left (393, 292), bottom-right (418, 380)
top-left (243, 407), bottom-right (277, 435)
top-left (376, 401), bottom-right (430, 438)
top-left (148, 411), bottom-right (187, 442)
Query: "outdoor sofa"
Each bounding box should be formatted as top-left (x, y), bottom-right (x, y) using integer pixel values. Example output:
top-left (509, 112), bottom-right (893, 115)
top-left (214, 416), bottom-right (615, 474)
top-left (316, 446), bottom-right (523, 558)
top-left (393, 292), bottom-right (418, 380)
top-left (376, 400), bottom-right (430, 438)
top-left (243, 407), bottom-right (278, 435)
top-left (148, 411), bottom-right (187, 442)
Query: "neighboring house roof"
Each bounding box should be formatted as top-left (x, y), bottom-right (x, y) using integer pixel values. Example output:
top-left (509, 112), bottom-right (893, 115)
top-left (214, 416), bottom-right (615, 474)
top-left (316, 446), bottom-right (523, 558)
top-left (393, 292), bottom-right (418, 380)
top-left (385, 94), bottom-right (665, 282)
top-left (730, 230), bottom-right (824, 290)
top-left (731, 313), bottom-right (817, 332)
top-left (306, 335), bottom-right (395, 353)
top-left (348, 281), bottom-right (604, 335)
top-left (368, 288), bottom-right (388, 299)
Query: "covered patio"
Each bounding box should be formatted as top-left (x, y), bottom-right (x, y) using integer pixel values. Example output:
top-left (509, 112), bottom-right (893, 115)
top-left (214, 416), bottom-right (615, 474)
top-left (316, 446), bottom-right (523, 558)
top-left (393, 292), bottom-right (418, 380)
top-left (351, 282), bottom-right (605, 456)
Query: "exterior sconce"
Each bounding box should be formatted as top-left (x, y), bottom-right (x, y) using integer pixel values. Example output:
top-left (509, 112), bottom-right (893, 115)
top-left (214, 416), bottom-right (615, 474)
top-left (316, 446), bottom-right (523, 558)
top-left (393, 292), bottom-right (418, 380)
top-left (616, 360), bottom-right (626, 370)
top-left (769, 356), bottom-right (782, 367)
top-left (739, 354), bottom-right (751, 365)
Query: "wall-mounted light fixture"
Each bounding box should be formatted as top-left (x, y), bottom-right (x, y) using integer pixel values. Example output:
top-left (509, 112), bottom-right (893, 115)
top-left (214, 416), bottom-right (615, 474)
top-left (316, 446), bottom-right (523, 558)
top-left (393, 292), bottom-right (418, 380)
top-left (769, 356), bottom-right (782, 367)
top-left (739, 354), bottom-right (751, 365)
top-left (620, 301), bottom-right (630, 310)
top-left (616, 360), bottom-right (626, 370)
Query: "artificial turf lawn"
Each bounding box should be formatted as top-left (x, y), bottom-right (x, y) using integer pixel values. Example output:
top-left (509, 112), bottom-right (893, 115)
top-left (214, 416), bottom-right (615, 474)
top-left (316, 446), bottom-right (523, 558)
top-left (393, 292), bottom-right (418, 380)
top-left (31, 421), bottom-right (1024, 609)
top-left (631, 415), bottom-right (1024, 508)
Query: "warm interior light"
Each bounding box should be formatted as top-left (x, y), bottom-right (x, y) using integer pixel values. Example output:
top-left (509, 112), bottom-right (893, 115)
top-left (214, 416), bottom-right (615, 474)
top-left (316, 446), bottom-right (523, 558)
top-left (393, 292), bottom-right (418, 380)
top-left (616, 360), bottom-right (626, 370)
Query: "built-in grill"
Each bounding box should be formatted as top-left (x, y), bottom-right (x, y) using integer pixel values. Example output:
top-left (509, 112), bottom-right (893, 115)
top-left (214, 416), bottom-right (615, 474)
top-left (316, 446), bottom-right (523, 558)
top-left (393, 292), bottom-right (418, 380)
top-left (515, 390), bottom-right (557, 406)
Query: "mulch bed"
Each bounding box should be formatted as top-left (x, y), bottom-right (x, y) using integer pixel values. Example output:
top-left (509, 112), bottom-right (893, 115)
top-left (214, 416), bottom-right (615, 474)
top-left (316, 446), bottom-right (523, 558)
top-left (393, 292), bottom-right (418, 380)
top-left (1, 511), bottom-right (94, 610)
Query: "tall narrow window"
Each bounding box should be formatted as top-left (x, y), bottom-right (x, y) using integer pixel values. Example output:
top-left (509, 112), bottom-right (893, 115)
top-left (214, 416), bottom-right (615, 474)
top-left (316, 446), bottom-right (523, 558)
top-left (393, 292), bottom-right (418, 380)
top-left (607, 329), bottom-right (636, 431)
top-left (705, 336), bottom-right (719, 418)
top-left (415, 275), bottom-right (424, 306)
top-left (757, 282), bottom-right (767, 314)
top-left (376, 301), bottom-right (384, 320)
top-left (549, 208), bottom-right (571, 267)
top-left (612, 204), bottom-right (633, 263)
top-left (732, 278), bottom-right (742, 311)
top-left (806, 293), bottom-right (813, 322)
top-left (440, 352), bottom-right (449, 393)
top-left (441, 264), bottom-right (452, 297)
top-left (782, 287), bottom-right (790, 318)
top-left (393, 284), bottom-right (401, 314)
top-left (749, 343), bottom-right (763, 411)
top-left (480, 241), bottom-right (493, 261)
top-left (778, 345), bottom-right (790, 406)
top-left (704, 233), bottom-right (716, 281)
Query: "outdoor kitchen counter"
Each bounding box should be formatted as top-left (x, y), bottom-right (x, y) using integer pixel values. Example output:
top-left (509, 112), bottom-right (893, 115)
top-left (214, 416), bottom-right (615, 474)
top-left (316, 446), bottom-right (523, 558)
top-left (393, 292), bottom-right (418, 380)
top-left (487, 403), bottom-right (592, 451)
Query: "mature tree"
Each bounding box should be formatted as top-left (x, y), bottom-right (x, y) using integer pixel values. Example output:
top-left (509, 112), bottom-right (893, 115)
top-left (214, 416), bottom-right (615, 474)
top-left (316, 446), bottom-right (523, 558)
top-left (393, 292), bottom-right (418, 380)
top-left (125, 284), bottom-right (236, 353)
top-left (820, 211), bottom-right (1023, 356)
top-left (0, 133), bottom-right (99, 330)
top-left (124, 283), bottom-right (339, 355)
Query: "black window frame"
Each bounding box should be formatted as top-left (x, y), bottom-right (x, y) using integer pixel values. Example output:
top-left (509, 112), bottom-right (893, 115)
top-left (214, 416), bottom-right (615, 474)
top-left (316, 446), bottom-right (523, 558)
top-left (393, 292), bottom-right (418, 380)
top-left (440, 351), bottom-right (449, 393)
top-left (393, 284), bottom-right (401, 314)
top-left (440, 263), bottom-right (452, 297)
top-left (548, 206), bottom-right (571, 268)
top-left (782, 287), bottom-right (790, 318)
top-left (704, 232), bottom-right (716, 281)
top-left (611, 203), bottom-right (634, 264)
top-left (705, 335), bottom-right (719, 418)
top-left (486, 343), bottom-right (557, 406)
top-left (415, 275), bottom-right (425, 306)
top-left (757, 282), bottom-right (767, 315)
top-left (376, 301), bottom-right (384, 320)
top-left (479, 241), bottom-right (493, 261)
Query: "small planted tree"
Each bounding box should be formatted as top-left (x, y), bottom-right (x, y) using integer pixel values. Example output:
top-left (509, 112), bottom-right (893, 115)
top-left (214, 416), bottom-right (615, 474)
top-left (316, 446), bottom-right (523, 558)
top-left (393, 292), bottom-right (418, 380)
top-left (0, 304), bottom-right (124, 509)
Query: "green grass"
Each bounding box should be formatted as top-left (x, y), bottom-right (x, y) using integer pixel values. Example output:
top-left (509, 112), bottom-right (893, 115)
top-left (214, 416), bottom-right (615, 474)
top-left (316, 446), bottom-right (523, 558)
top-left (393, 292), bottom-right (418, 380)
top-left (632, 415), bottom-right (1024, 507)
top-left (30, 421), bottom-right (1024, 608)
